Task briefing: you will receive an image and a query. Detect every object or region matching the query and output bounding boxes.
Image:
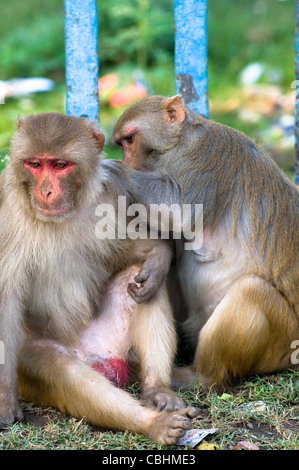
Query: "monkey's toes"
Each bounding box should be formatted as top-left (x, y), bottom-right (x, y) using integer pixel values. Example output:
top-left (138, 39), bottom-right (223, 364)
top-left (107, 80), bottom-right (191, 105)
top-left (183, 406), bottom-right (200, 419)
top-left (151, 392), bottom-right (185, 412)
top-left (151, 407), bottom-right (199, 445)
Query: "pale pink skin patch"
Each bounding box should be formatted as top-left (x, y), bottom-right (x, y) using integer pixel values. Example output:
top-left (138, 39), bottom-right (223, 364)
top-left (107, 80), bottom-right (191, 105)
top-left (63, 267), bottom-right (140, 388)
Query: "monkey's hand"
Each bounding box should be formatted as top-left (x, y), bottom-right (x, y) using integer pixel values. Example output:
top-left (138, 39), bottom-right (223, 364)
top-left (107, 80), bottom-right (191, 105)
top-left (128, 240), bottom-right (172, 304)
top-left (128, 266), bottom-right (165, 304)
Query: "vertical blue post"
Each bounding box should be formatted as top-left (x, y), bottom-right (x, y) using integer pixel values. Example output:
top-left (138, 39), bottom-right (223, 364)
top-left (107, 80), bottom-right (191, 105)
top-left (64, 0), bottom-right (100, 121)
top-left (295, 0), bottom-right (299, 186)
top-left (174, 0), bottom-right (209, 117)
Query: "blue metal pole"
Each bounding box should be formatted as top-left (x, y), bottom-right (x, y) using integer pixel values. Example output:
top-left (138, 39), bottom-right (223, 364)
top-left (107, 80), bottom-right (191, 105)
top-left (174, 0), bottom-right (209, 117)
top-left (295, 0), bottom-right (299, 185)
top-left (64, 0), bottom-right (100, 121)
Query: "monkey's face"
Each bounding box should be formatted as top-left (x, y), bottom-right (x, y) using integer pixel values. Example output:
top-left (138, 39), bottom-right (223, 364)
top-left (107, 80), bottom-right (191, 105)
top-left (10, 112), bottom-right (106, 222)
top-left (113, 95), bottom-right (186, 171)
top-left (113, 127), bottom-right (148, 170)
top-left (23, 154), bottom-right (79, 221)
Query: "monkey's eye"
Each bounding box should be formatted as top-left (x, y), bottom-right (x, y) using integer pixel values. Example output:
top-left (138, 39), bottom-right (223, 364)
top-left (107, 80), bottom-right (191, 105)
top-left (28, 161), bottom-right (41, 168)
top-left (124, 135), bottom-right (134, 144)
top-left (54, 161), bottom-right (68, 169)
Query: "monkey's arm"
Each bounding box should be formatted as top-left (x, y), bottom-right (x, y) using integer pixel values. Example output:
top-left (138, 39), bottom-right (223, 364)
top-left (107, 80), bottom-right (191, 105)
top-left (128, 239), bottom-right (173, 304)
top-left (101, 159), bottom-right (183, 303)
top-left (102, 160), bottom-right (178, 303)
top-left (101, 159), bottom-right (182, 206)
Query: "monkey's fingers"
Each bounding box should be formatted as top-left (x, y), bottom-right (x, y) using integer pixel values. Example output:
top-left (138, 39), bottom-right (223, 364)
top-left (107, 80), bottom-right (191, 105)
top-left (127, 282), bottom-right (144, 304)
top-left (128, 280), bottom-right (157, 304)
top-left (134, 271), bottom-right (149, 284)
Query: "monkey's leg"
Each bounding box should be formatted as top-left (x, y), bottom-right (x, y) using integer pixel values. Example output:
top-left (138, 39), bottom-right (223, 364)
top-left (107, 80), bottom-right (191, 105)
top-left (132, 283), bottom-right (185, 411)
top-left (0, 297), bottom-right (24, 426)
top-left (18, 341), bottom-right (198, 445)
top-left (103, 267), bottom-right (184, 411)
top-left (192, 275), bottom-right (298, 389)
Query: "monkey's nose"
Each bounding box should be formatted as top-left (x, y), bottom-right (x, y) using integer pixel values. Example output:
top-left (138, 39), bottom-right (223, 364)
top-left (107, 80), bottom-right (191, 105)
top-left (40, 181), bottom-right (53, 201)
top-left (41, 189), bottom-right (53, 201)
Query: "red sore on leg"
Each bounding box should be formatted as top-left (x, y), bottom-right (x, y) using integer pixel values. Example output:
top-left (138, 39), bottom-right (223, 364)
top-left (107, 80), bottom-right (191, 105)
top-left (92, 358), bottom-right (130, 388)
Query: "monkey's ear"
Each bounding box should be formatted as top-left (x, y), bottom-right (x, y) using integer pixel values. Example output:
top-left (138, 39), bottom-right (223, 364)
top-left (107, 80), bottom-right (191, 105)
top-left (92, 129), bottom-right (105, 152)
top-left (163, 96), bottom-right (185, 124)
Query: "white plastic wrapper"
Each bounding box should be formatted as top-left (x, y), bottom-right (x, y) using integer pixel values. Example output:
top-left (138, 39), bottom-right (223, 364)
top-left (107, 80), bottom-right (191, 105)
top-left (178, 428), bottom-right (218, 448)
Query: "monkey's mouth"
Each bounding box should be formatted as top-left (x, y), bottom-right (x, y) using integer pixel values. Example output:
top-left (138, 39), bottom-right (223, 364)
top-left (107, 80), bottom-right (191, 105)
top-left (37, 206), bottom-right (69, 217)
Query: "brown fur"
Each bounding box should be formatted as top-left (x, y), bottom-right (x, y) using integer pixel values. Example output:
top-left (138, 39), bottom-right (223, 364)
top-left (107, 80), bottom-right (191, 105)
top-left (0, 112), bottom-right (199, 444)
top-left (112, 95), bottom-right (299, 390)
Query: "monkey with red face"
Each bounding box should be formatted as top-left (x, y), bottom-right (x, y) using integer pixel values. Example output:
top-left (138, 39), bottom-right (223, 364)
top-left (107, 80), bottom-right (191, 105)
top-left (112, 95), bottom-right (299, 390)
top-left (0, 112), bottom-right (199, 445)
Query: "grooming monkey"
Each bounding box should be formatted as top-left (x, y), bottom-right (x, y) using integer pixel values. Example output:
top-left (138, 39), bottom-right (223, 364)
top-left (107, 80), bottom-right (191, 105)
top-left (0, 112), bottom-right (200, 445)
top-left (112, 94), bottom-right (299, 390)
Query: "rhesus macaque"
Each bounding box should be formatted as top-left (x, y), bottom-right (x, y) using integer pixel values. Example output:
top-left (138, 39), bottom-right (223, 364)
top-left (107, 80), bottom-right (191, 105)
top-left (112, 95), bottom-right (299, 390)
top-left (0, 112), bottom-right (199, 445)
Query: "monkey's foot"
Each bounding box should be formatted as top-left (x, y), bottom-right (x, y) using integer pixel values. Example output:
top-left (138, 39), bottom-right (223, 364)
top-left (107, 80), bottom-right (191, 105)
top-left (147, 407), bottom-right (199, 446)
top-left (142, 385), bottom-right (185, 412)
top-left (0, 397), bottom-right (23, 428)
top-left (172, 366), bottom-right (199, 390)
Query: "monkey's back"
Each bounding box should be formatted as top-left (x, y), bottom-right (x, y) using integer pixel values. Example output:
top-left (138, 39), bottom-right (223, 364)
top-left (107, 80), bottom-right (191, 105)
top-left (180, 116), bottom-right (299, 315)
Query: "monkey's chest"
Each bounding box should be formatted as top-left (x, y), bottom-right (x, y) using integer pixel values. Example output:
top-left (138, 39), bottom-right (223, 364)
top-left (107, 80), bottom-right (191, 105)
top-left (26, 257), bottom-right (106, 339)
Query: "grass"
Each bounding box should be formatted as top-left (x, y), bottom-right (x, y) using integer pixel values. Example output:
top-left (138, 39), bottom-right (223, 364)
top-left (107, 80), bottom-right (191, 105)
top-left (0, 369), bottom-right (298, 450)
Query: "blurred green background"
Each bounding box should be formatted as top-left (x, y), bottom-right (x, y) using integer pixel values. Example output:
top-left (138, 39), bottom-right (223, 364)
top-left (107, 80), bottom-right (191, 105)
top-left (0, 0), bottom-right (296, 177)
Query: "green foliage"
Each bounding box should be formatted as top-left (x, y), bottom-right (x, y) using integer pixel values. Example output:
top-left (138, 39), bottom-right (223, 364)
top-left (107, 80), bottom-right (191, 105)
top-left (208, 0), bottom-right (296, 93)
top-left (0, 17), bottom-right (65, 80)
top-left (0, 0), bottom-right (174, 80)
top-left (0, 0), bottom-right (295, 87)
top-left (98, 0), bottom-right (174, 69)
top-left (0, 0), bottom-right (65, 80)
